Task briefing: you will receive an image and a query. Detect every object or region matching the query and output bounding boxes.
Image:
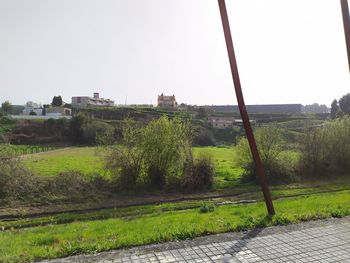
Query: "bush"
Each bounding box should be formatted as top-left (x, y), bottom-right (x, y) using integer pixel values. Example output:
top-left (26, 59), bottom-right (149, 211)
top-left (299, 116), bottom-right (350, 177)
top-left (105, 117), bottom-right (200, 191)
top-left (105, 119), bottom-right (144, 190)
top-left (193, 128), bottom-right (216, 146)
top-left (83, 121), bottom-right (114, 145)
top-left (183, 154), bottom-right (215, 192)
top-left (0, 145), bottom-right (45, 201)
top-left (0, 146), bottom-right (106, 203)
top-left (236, 125), bottom-right (295, 184)
top-left (0, 116), bottom-right (16, 125)
top-left (142, 116), bottom-right (192, 189)
top-left (199, 202), bottom-right (216, 213)
top-left (46, 171), bottom-right (100, 197)
top-left (70, 112), bottom-right (91, 144)
top-left (211, 127), bottom-right (242, 145)
top-left (70, 113), bottom-right (115, 145)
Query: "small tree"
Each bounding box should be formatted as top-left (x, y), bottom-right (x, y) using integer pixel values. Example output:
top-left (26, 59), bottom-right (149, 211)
top-left (183, 154), bottom-right (214, 192)
top-left (299, 116), bottom-right (350, 177)
top-left (0, 145), bottom-right (40, 200)
top-left (1, 101), bottom-right (13, 115)
top-left (339, 93), bottom-right (350, 114)
top-left (70, 112), bottom-right (91, 144)
top-left (83, 120), bottom-right (114, 145)
top-left (52, 96), bottom-right (63, 107)
top-left (105, 119), bottom-right (145, 189)
top-left (330, 99), bottom-right (339, 119)
top-left (197, 107), bottom-right (208, 119)
top-left (142, 116), bottom-right (192, 189)
top-left (104, 116), bottom-right (216, 192)
top-left (236, 125), bottom-right (294, 184)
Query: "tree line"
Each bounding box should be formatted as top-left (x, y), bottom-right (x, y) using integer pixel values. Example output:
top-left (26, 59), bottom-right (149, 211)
top-left (331, 93), bottom-right (350, 119)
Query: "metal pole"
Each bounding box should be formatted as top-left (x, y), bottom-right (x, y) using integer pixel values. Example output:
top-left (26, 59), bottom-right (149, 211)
top-left (341, 0), bottom-right (350, 73)
top-left (217, 0), bottom-right (275, 215)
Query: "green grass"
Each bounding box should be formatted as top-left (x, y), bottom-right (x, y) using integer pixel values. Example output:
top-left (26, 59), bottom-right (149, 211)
top-left (23, 146), bottom-right (302, 190)
top-left (1, 191), bottom-right (350, 262)
top-left (24, 146), bottom-right (243, 185)
top-left (193, 146), bottom-right (245, 189)
top-left (23, 147), bottom-right (105, 177)
top-left (3, 182), bottom-right (350, 231)
top-left (0, 117), bottom-right (17, 136)
top-left (0, 125), bottom-right (13, 135)
top-left (23, 146), bottom-right (246, 190)
top-left (0, 124), bottom-right (15, 136)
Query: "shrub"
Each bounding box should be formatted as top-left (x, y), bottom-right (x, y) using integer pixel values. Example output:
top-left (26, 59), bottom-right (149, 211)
top-left (83, 120), bottom-right (114, 145)
top-left (105, 117), bottom-right (196, 191)
top-left (70, 113), bottom-right (115, 145)
top-left (70, 112), bottom-right (91, 144)
top-left (299, 116), bottom-right (350, 178)
top-left (193, 128), bottom-right (216, 146)
top-left (105, 119), bottom-right (144, 190)
top-left (142, 116), bottom-right (192, 189)
top-left (236, 125), bottom-right (295, 184)
top-left (212, 127), bottom-right (242, 145)
top-left (0, 145), bottom-right (45, 201)
top-left (339, 93), bottom-right (350, 114)
top-left (0, 145), bottom-right (110, 204)
top-left (183, 154), bottom-right (215, 192)
top-left (0, 116), bottom-right (16, 125)
top-left (46, 171), bottom-right (100, 197)
top-left (199, 202), bottom-right (216, 213)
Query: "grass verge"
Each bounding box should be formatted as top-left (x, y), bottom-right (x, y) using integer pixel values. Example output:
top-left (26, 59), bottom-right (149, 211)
top-left (0, 190), bottom-right (350, 262)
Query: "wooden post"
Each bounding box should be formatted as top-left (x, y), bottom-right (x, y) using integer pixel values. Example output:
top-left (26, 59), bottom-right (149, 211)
top-left (341, 0), bottom-right (350, 73)
top-left (217, 0), bottom-right (275, 215)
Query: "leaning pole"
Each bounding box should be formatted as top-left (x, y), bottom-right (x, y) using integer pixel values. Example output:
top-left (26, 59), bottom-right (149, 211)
top-left (341, 0), bottom-right (350, 73)
top-left (217, 0), bottom-right (275, 215)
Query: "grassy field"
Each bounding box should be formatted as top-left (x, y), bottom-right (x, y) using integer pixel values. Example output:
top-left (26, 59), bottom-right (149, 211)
top-left (193, 146), bottom-right (244, 189)
top-left (1, 190), bottom-right (350, 262)
top-left (23, 147), bottom-right (105, 177)
top-left (23, 146), bottom-right (246, 189)
top-left (23, 146), bottom-right (302, 190)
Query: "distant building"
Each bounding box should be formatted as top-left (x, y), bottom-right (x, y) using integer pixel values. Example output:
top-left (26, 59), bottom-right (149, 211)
top-left (210, 104), bottom-right (303, 114)
top-left (46, 107), bottom-right (72, 117)
top-left (157, 94), bottom-right (177, 108)
top-left (71, 93), bottom-right (114, 109)
top-left (302, 104), bottom-right (330, 114)
top-left (22, 101), bottom-right (43, 116)
top-left (208, 117), bottom-right (236, 129)
top-left (207, 116), bottom-right (255, 129)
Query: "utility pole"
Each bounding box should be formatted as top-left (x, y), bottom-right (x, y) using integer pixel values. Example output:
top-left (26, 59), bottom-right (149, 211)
top-left (217, 0), bottom-right (275, 215)
top-left (341, 0), bottom-right (350, 73)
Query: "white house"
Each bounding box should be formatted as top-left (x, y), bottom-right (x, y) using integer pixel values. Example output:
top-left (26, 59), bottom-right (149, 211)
top-left (22, 101), bottom-right (43, 116)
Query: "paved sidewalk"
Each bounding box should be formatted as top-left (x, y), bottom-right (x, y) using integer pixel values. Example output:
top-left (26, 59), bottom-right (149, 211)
top-left (43, 216), bottom-right (350, 263)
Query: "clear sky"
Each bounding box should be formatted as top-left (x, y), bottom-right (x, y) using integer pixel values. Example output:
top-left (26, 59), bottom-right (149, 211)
top-left (0, 0), bottom-right (350, 106)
